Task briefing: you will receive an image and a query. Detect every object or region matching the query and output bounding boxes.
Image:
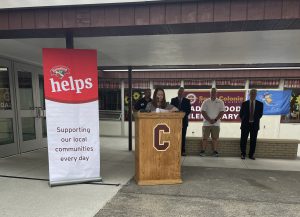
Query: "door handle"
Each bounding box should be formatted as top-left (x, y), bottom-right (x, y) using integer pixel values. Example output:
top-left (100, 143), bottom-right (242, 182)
top-left (34, 107), bottom-right (43, 118)
top-left (33, 107), bottom-right (45, 118)
top-left (35, 107), bottom-right (41, 118)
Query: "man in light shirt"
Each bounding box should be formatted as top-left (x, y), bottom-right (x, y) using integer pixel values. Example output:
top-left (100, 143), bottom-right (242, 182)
top-left (200, 88), bottom-right (225, 157)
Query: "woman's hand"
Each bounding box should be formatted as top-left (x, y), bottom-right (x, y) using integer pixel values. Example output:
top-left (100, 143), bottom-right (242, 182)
top-left (170, 107), bottom-right (179, 112)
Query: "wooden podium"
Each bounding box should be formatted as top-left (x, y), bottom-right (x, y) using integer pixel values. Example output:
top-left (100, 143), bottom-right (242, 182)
top-left (134, 112), bottom-right (185, 185)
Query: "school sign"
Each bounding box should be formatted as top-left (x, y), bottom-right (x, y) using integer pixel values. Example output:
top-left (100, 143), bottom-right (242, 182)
top-left (185, 90), bottom-right (246, 122)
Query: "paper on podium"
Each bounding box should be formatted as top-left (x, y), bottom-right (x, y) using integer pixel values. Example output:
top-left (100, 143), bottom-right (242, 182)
top-left (155, 108), bottom-right (169, 113)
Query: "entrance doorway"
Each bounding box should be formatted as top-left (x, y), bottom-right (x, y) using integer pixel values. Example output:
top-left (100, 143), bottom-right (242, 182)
top-left (0, 58), bottom-right (47, 157)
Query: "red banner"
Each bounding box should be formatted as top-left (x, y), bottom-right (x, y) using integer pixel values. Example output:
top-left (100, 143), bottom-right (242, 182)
top-left (43, 48), bottom-right (98, 104)
top-left (185, 90), bottom-right (246, 122)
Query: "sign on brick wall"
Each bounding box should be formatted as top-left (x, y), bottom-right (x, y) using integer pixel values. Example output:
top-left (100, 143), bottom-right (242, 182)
top-left (185, 90), bottom-right (245, 122)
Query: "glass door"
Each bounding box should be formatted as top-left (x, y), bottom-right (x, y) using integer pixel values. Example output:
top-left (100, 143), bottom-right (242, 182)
top-left (38, 73), bottom-right (47, 147)
top-left (0, 58), bottom-right (18, 157)
top-left (14, 62), bottom-right (47, 153)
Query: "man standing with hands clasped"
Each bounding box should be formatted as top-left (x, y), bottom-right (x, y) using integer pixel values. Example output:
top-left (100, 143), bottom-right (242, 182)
top-left (239, 89), bottom-right (264, 160)
top-left (200, 88), bottom-right (225, 157)
top-left (171, 87), bottom-right (191, 156)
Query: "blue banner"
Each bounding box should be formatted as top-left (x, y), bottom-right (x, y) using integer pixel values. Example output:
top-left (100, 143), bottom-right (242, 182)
top-left (247, 90), bottom-right (292, 115)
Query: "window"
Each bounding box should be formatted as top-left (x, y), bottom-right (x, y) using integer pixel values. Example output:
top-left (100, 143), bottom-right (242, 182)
top-left (281, 79), bottom-right (300, 123)
top-left (124, 80), bottom-right (150, 89)
top-left (99, 80), bottom-right (121, 110)
top-left (0, 67), bottom-right (11, 110)
top-left (124, 88), bottom-right (145, 121)
top-left (124, 80), bottom-right (151, 120)
top-left (153, 79), bottom-right (181, 89)
top-left (249, 79), bottom-right (280, 89)
top-left (216, 79), bottom-right (245, 89)
top-left (184, 80), bottom-right (212, 89)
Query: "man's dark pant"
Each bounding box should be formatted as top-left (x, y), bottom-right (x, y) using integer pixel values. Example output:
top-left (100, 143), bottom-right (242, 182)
top-left (182, 126), bottom-right (187, 153)
top-left (240, 123), bottom-right (258, 157)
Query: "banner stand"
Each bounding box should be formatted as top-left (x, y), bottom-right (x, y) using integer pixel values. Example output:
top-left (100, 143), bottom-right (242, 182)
top-left (43, 48), bottom-right (101, 187)
top-left (49, 177), bottom-right (102, 187)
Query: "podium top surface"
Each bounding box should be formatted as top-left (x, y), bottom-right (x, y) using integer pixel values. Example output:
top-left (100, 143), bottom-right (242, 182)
top-left (134, 112), bottom-right (185, 119)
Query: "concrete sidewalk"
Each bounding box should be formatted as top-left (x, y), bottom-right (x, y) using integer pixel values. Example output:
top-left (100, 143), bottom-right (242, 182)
top-left (0, 137), bottom-right (299, 217)
top-left (95, 167), bottom-right (300, 217)
top-left (0, 137), bottom-right (134, 217)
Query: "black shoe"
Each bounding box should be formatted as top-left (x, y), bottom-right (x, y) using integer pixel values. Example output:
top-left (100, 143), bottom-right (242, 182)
top-left (212, 151), bottom-right (219, 157)
top-left (241, 154), bottom-right (245, 160)
top-left (199, 150), bottom-right (206, 157)
top-left (249, 156), bottom-right (255, 160)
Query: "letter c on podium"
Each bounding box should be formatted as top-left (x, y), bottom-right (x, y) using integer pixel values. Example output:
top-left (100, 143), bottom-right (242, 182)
top-left (153, 124), bottom-right (170, 151)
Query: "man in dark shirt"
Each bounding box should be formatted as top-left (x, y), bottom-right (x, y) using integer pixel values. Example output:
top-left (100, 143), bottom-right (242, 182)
top-left (171, 87), bottom-right (191, 156)
top-left (239, 89), bottom-right (264, 160)
top-left (134, 89), bottom-right (152, 111)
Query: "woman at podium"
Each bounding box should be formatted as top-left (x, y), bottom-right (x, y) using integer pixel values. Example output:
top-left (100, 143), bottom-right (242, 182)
top-left (145, 88), bottom-right (178, 112)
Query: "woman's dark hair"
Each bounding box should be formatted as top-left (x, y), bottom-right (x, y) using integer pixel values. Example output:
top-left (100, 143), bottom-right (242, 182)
top-left (152, 87), bottom-right (167, 109)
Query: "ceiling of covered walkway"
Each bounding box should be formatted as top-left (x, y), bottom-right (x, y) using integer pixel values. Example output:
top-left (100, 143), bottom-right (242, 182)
top-left (0, 29), bottom-right (300, 67)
